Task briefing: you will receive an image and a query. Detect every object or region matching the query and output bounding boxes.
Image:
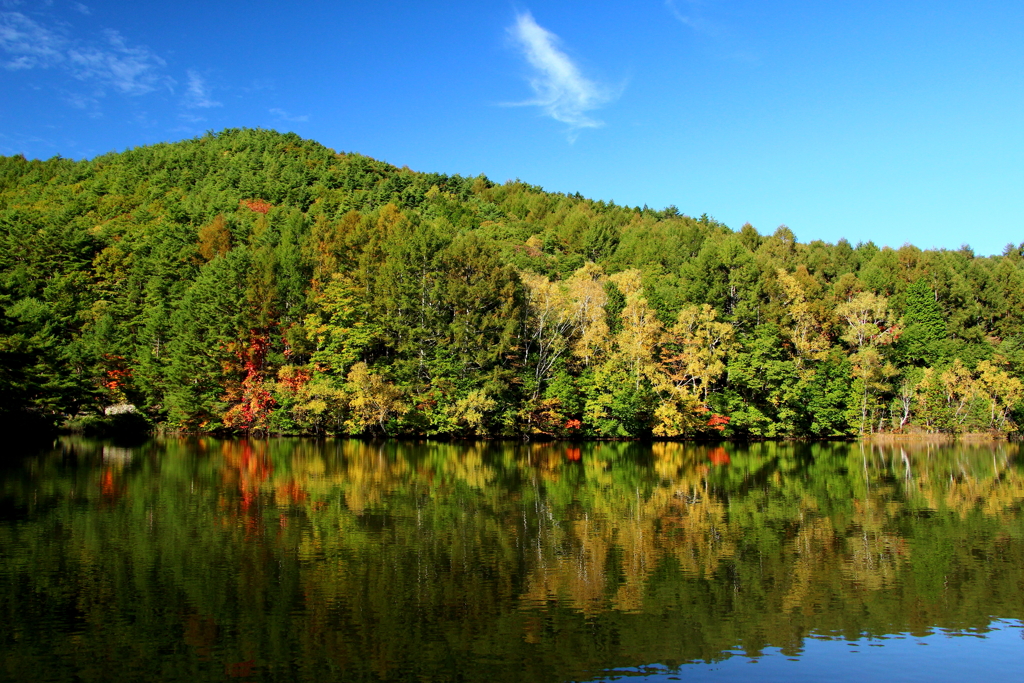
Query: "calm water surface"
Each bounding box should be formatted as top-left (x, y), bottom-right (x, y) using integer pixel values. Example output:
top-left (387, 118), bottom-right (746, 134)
top-left (1, 438), bottom-right (1023, 682)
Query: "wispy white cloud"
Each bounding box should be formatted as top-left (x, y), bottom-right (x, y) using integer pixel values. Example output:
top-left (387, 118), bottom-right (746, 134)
top-left (64, 90), bottom-right (97, 109)
top-left (72, 3), bottom-right (90, 15)
top-left (270, 107), bottom-right (308, 123)
top-left (664, 0), bottom-right (758, 62)
top-left (0, 130), bottom-right (59, 157)
top-left (0, 11), bottom-right (65, 69)
top-left (664, 0), bottom-right (717, 35)
top-left (1, 12), bottom-right (169, 94)
top-left (183, 70), bottom-right (220, 108)
top-left (507, 11), bottom-right (615, 138)
top-left (68, 29), bottom-right (168, 94)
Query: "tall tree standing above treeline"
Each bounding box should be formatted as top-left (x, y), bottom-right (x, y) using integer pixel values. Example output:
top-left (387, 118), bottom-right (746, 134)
top-left (1, 129), bottom-right (1022, 438)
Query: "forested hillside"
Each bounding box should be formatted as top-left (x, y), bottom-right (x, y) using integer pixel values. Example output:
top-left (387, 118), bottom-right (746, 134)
top-left (2, 128), bottom-right (1022, 438)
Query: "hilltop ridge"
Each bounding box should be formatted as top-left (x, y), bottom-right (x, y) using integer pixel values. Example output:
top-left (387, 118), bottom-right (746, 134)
top-left (1, 128), bottom-right (1022, 438)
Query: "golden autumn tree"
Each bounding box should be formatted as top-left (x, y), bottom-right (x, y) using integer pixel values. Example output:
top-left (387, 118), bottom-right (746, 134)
top-left (654, 304), bottom-right (736, 437)
top-left (976, 359), bottom-right (1024, 432)
top-left (609, 269), bottom-right (662, 387)
top-left (836, 291), bottom-right (899, 433)
top-left (345, 362), bottom-right (405, 434)
top-left (567, 262), bottom-right (610, 366)
top-left (521, 271), bottom-right (577, 398)
top-left (776, 267), bottom-right (830, 364)
top-left (197, 214), bottom-right (231, 261)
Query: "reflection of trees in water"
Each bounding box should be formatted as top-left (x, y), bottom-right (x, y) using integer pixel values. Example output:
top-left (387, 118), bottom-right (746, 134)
top-left (448, 440), bottom-right (1024, 649)
top-left (3, 438), bottom-right (1024, 681)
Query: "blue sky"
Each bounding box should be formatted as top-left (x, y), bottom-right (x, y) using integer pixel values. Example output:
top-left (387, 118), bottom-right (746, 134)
top-left (2, 1), bottom-right (1022, 256)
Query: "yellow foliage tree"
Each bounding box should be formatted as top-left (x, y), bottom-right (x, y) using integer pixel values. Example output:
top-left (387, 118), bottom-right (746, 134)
top-left (776, 268), bottom-right (830, 363)
top-left (345, 362), bottom-right (405, 434)
top-left (651, 304), bottom-right (736, 437)
top-left (659, 304), bottom-right (736, 402)
top-left (521, 271), bottom-right (576, 397)
top-left (940, 359), bottom-right (980, 431)
top-left (976, 359), bottom-right (1023, 432)
top-left (445, 389), bottom-right (498, 436)
top-left (605, 269), bottom-right (662, 386)
top-left (197, 214), bottom-right (231, 262)
top-left (567, 262), bottom-right (610, 366)
top-left (836, 291), bottom-right (898, 433)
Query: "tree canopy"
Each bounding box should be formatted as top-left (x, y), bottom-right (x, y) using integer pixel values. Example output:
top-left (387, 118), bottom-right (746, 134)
top-left (2, 128), bottom-right (1022, 438)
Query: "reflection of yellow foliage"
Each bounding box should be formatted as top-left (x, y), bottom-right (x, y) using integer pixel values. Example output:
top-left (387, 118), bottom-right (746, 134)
top-left (199, 437), bottom-right (1024, 628)
top-left (860, 442), bottom-right (1024, 522)
top-left (518, 443), bottom-right (741, 615)
top-left (442, 448), bottom-right (494, 490)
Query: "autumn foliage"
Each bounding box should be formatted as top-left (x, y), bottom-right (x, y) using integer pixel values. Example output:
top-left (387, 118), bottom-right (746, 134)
top-left (222, 334), bottom-right (277, 433)
top-left (197, 215), bottom-right (232, 261)
top-left (3, 128), bottom-right (1024, 439)
top-left (706, 414), bottom-right (730, 432)
top-left (242, 198), bottom-right (273, 214)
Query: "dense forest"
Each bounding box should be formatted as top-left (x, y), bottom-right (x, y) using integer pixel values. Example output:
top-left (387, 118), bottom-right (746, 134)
top-left (1, 128), bottom-right (1022, 438)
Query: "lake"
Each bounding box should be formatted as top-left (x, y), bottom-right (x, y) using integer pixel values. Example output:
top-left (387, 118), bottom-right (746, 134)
top-left (1, 438), bottom-right (1022, 682)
